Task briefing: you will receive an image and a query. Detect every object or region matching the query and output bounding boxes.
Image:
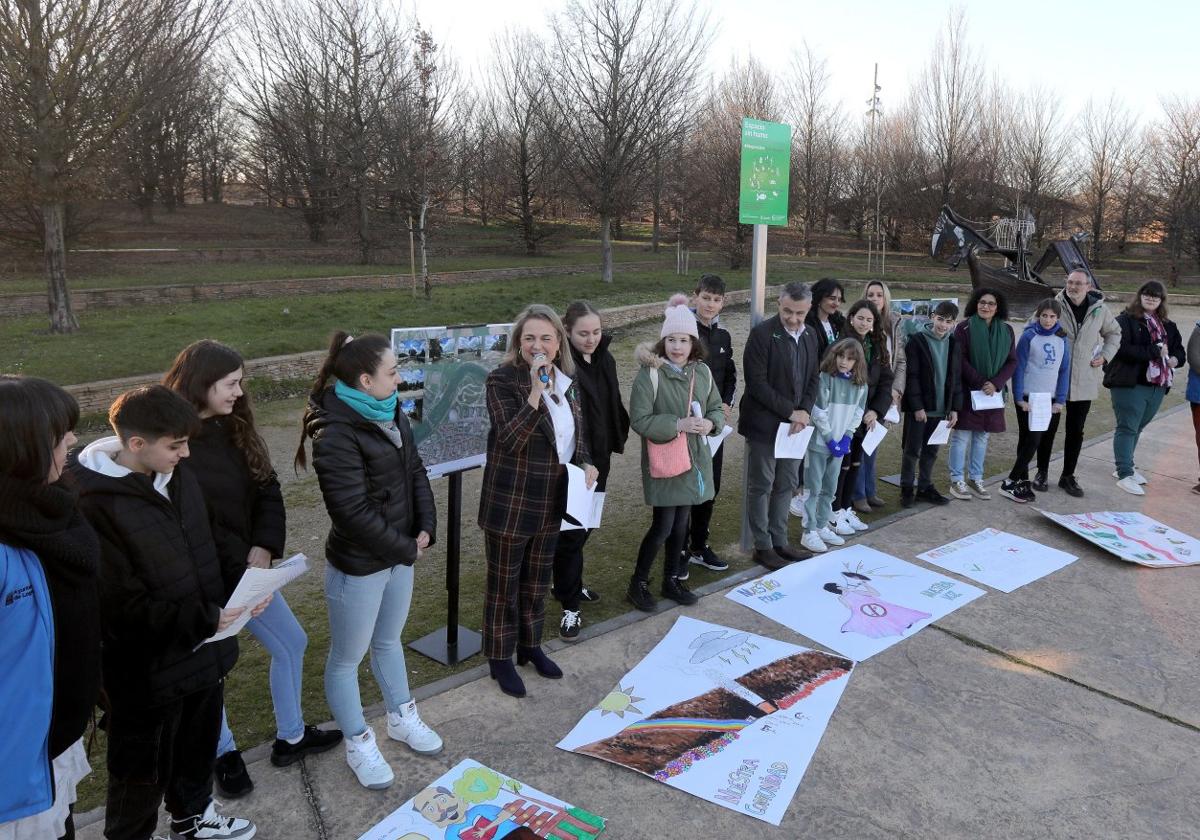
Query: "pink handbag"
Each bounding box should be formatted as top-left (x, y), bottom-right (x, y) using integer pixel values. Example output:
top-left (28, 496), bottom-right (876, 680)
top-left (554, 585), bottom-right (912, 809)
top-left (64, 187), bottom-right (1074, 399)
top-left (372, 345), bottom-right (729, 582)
top-left (646, 369), bottom-right (694, 479)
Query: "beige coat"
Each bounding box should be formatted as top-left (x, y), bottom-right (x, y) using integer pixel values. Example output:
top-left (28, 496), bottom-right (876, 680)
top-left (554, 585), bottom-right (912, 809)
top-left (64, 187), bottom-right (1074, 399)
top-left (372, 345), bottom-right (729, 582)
top-left (885, 312), bottom-right (908, 398)
top-left (1054, 289), bottom-right (1122, 402)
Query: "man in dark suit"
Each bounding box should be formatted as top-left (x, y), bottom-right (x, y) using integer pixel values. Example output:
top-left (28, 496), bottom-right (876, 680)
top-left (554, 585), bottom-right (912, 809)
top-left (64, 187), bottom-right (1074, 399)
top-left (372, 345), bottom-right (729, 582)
top-left (739, 281), bottom-right (819, 570)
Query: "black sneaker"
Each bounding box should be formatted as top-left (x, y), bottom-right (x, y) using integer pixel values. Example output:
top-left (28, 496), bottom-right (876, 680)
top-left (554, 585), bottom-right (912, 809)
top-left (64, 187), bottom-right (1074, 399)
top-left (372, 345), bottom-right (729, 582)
top-left (214, 750), bottom-right (253, 798)
top-left (579, 585), bottom-right (601, 603)
top-left (559, 609), bottom-right (581, 641)
top-left (916, 486), bottom-right (950, 506)
top-left (626, 578), bottom-right (656, 612)
top-left (1058, 475), bottom-right (1084, 497)
top-left (661, 576), bottom-right (699, 606)
top-left (688, 545), bottom-right (729, 572)
top-left (270, 725), bottom-right (344, 767)
top-left (169, 802), bottom-right (255, 840)
top-left (900, 486), bottom-right (915, 508)
top-left (1032, 471), bottom-right (1049, 493)
top-left (999, 480), bottom-right (1029, 504)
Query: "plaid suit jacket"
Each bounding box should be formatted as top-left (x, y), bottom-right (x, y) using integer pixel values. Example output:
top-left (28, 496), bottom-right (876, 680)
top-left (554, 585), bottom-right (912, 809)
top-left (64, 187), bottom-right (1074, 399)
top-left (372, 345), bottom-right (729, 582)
top-left (478, 363), bottom-right (592, 538)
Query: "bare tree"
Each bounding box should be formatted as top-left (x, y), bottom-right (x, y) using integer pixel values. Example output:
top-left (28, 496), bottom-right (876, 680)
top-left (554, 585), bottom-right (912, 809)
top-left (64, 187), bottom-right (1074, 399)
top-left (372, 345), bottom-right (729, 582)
top-left (786, 43), bottom-right (841, 256)
top-left (1078, 94), bottom-right (1136, 265)
top-left (549, 0), bottom-right (711, 282)
top-left (1147, 97), bottom-right (1200, 282)
top-left (0, 0), bottom-right (227, 332)
top-left (1009, 85), bottom-right (1071, 242)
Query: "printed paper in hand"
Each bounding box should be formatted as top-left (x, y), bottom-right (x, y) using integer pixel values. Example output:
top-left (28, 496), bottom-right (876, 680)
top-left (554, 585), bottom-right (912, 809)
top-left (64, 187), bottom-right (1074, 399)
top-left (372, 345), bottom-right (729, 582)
top-left (926, 420), bottom-right (951, 445)
top-left (1028, 392), bottom-right (1052, 432)
top-left (561, 463), bottom-right (598, 531)
top-left (883, 404), bottom-right (901, 424)
top-left (918, 528), bottom-right (1076, 592)
top-left (206, 554), bottom-right (309, 643)
top-left (708, 424), bottom-right (734, 456)
top-left (861, 422), bottom-right (888, 456)
top-left (775, 422), bottom-right (815, 458)
top-left (970, 390), bottom-right (1005, 411)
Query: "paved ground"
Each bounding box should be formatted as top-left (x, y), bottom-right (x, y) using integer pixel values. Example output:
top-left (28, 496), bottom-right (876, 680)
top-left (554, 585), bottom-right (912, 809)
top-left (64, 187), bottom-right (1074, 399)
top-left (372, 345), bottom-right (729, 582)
top-left (78, 407), bottom-right (1200, 840)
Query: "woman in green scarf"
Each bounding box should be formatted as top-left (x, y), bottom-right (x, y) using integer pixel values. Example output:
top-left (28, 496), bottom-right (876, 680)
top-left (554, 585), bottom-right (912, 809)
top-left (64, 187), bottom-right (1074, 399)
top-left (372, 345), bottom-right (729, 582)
top-left (947, 288), bottom-right (1017, 501)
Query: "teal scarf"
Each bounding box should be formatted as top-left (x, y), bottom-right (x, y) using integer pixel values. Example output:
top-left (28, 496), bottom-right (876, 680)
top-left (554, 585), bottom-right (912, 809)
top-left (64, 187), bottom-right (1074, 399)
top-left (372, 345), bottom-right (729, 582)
top-left (334, 379), bottom-right (397, 422)
top-left (968, 314), bottom-right (1009, 380)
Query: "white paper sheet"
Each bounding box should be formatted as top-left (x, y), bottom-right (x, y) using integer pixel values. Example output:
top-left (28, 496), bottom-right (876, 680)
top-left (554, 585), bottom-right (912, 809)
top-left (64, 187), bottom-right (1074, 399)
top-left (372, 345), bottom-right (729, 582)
top-left (1028, 392), bottom-right (1052, 432)
top-left (918, 528), bottom-right (1077, 592)
top-left (883, 404), bottom-right (901, 424)
top-left (205, 554), bottom-right (309, 643)
top-left (860, 422), bottom-right (889, 456)
top-left (970, 390), bottom-right (1005, 411)
top-left (926, 419), bottom-right (951, 445)
top-left (774, 422), bottom-right (815, 458)
top-left (561, 463), bottom-right (598, 531)
top-left (707, 424), bottom-right (734, 456)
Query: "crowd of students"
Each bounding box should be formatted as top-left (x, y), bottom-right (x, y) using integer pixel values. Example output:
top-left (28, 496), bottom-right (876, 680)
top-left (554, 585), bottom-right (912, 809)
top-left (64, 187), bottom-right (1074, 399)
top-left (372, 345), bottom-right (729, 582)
top-left (3, 273), bottom-right (1197, 838)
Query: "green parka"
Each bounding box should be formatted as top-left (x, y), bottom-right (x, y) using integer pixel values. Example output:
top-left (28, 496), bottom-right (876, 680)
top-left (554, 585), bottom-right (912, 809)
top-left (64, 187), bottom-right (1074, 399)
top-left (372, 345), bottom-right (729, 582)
top-left (629, 342), bottom-right (725, 507)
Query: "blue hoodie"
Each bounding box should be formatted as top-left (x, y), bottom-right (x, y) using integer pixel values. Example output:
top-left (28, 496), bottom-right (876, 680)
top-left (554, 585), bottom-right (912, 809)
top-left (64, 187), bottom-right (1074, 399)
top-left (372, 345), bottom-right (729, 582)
top-left (1014, 322), bottom-right (1071, 404)
top-left (0, 542), bottom-right (54, 822)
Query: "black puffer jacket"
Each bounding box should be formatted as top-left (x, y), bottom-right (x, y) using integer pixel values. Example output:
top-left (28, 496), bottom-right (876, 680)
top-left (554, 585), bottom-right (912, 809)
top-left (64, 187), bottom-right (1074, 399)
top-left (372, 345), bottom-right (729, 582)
top-left (569, 334), bottom-right (630, 475)
top-left (187, 415), bottom-right (287, 562)
top-left (696, 317), bottom-right (738, 405)
top-left (1103, 312), bottom-right (1186, 390)
top-left (304, 388), bottom-right (437, 575)
top-left (68, 451), bottom-right (241, 709)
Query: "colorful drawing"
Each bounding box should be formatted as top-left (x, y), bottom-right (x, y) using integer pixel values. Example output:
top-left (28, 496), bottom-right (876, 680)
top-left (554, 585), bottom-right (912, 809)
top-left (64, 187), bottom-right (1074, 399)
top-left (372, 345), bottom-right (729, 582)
top-left (358, 760), bottom-right (605, 840)
top-left (1039, 510), bottom-right (1200, 568)
top-left (726, 545), bottom-right (986, 660)
top-left (918, 528), bottom-right (1077, 592)
top-left (558, 617), bottom-right (853, 826)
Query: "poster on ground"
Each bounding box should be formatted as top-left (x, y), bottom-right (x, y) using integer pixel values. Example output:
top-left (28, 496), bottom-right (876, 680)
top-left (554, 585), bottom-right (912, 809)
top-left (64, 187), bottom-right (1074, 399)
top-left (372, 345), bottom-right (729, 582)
top-left (1039, 510), bottom-right (1200, 568)
top-left (357, 758), bottom-right (606, 840)
top-left (557, 616), bottom-right (853, 826)
top-left (917, 528), bottom-right (1077, 592)
top-left (725, 545), bottom-right (986, 660)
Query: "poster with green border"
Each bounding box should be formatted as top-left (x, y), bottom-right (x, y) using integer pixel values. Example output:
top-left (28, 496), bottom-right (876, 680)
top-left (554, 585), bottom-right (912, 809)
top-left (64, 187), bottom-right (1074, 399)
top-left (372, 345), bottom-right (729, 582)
top-left (738, 118), bottom-right (791, 226)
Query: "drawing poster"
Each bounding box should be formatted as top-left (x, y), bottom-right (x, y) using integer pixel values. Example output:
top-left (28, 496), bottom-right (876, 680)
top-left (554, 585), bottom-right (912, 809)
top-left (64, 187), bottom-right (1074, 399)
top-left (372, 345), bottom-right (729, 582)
top-left (1039, 510), bottom-right (1200, 568)
top-left (917, 528), bottom-right (1077, 592)
top-left (557, 616), bottom-right (853, 826)
top-left (357, 758), bottom-right (605, 840)
top-left (726, 545), bottom-right (986, 660)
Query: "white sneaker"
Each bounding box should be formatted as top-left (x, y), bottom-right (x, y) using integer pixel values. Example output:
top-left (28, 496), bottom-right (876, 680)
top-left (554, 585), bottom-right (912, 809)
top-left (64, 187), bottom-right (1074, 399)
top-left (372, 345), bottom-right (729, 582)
top-left (387, 700), bottom-right (444, 755)
top-left (801, 530), bottom-right (828, 553)
top-left (1112, 469), bottom-right (1148, 485)
top-left (818, 527), bottom-right (845, 546)
top-left (789, 494), bottom-right (806, 517)
top-left (832, 510), bottom-right (857, 536)
top-left (949, 480), bottom-right (972, 500)
top-left (169, 802), bottom-right (256, 840)
top-left (345, 727), bottom-right (394, 790)
top-left (1115, 475), bottom-right (1146, 496)
top-left (967, 479), bottom-right (991, 500)
top-left (843, 509), bottom-right (869, 532)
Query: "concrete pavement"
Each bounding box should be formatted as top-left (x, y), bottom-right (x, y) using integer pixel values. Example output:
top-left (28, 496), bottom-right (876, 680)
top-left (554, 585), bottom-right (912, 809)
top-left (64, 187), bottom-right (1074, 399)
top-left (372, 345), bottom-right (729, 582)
top-left (79, 407), bottom-right (1200, 840)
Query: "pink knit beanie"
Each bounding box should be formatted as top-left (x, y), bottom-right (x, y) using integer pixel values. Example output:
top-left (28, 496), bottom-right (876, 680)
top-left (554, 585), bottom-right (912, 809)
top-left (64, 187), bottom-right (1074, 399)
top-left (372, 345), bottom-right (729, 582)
top-left (660, 293), bottom-right (698, 339)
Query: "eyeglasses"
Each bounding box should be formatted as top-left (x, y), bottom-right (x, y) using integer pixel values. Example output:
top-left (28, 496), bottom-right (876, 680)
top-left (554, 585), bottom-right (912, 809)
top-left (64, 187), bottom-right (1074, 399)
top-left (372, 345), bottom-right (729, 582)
top-left (977, 300), bottom-right (997, 308)
top-left (1141, 294), bottom-right (1162, 301)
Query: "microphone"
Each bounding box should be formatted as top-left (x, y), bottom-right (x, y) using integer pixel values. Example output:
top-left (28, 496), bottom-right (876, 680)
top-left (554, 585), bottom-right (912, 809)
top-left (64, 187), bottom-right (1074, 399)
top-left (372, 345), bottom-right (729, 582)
top-left (533, 353), bottom-right (549, 384)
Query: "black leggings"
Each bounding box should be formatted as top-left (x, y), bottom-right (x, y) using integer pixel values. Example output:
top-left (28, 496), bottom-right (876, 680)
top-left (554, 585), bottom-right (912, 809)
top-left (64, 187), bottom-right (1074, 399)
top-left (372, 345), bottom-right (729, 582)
top-left (1009, 407), bottom-right (1044, 480)
top-left (834, 425), bottom-right (867, 510)
top-left (634, 506), bottom-right (690, 582)
top-left (1036, 399), bottom-right (1091, 478)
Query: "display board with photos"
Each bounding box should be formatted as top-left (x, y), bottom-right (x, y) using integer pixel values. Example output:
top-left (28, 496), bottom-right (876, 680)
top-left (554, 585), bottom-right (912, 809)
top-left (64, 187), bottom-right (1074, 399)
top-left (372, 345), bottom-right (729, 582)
top-left (890, 297), bottom-right (960, 324)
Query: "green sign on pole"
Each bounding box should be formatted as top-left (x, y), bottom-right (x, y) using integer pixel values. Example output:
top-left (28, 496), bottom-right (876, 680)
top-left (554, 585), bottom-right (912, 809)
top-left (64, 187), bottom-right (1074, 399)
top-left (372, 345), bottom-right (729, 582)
top-left (738, 118), bottom-right (791, 226)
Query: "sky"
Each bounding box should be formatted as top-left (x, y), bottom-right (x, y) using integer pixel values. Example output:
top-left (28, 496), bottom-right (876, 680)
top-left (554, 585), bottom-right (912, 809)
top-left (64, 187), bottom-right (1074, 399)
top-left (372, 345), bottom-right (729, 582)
top-left (410, 0), bottom-right (1193, 126)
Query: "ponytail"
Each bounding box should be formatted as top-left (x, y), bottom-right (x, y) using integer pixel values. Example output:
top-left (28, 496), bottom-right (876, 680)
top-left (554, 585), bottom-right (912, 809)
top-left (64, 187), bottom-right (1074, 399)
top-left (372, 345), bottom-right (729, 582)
top-left (294, 331), bottom-right (392, 471)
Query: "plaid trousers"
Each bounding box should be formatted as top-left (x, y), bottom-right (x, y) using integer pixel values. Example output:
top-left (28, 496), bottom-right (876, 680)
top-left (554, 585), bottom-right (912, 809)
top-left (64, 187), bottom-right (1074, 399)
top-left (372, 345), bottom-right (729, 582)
top-left (483, 527), bottom-right (559, 659)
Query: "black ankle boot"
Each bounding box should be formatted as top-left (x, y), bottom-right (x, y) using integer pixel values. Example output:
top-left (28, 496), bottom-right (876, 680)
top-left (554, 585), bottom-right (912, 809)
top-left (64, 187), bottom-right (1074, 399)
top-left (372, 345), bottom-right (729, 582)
top-left (488, 658), bottom-right (527, 697)
top-left (516, 646), bottom-right (563, 679)
top-left (661, 576), bottom-right (699, 606)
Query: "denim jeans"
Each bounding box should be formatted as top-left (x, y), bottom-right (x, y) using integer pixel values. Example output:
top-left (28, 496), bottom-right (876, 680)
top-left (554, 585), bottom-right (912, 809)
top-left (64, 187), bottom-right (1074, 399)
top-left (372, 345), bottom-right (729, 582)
top-left (948, 429), bottom-right (990, 482)
top-left (217, 593), bottom-right (308, 754)
top-left (853, 448), bottom-right (878, 501)
top-left (324, 563), bottom-right (415, 739)
top-left (1110, 385), bottom-right (1165, 479)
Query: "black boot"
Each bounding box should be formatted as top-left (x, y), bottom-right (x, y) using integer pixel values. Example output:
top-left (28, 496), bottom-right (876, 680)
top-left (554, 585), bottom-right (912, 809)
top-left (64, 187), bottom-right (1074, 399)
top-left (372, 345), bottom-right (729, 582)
top-left (900, 485), bottom-right (915, 508)
top-left (661, 576), bottom-right (699, 606)
top-left (516, 646), bottom-right (563, 679)
top-left (214, 749), bottom-right (253, 798)
top-left (626, 577), bottom-right (656, 612)
top-left (488, 658), bottom-right (527, 698)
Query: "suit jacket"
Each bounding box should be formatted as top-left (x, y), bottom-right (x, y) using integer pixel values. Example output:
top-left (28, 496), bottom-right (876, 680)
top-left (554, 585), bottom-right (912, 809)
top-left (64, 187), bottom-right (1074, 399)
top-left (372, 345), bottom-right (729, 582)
top-left (738, 314), bottom-right (821, 444)
top-left (478, 363), bottom-right (592, 537)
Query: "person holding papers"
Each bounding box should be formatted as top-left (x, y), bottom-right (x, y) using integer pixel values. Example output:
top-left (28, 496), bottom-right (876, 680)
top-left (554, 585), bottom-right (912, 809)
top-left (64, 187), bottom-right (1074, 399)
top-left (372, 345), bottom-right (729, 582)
top-left (1001, 299), bottom-right (1072, 503)
top-left (739, 281), bottom-right (820, 570)
top-left (70, 385), bottom-right (258, 840)
top-left (296, 332), bottom-right (440, 790)
top-left (627, 296), bottom-right (725, 612)
top-left (947, 288), bottom-right (1016, 502)
top-left (164, 341), bottom-right (341, 798)
top-left (552, 301), bottom-right (630, 641)
top-left (478, 306), bottom-right (597, 700)
top-left (900, 301), bottom-right (963, 508)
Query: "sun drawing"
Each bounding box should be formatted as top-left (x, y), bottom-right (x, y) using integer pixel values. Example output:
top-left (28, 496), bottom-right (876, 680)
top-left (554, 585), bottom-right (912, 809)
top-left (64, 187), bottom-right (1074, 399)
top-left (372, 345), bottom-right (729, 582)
top-left (593, 684), bottom-right (644, 718)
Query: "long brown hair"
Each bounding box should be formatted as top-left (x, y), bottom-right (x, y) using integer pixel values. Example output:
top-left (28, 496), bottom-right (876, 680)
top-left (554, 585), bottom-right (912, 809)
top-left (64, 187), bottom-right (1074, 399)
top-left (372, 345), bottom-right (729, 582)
top-left (845, 299), bottom-right (891, 369)
top-left (294, 331), bottom-right (392, 470)
top-left (163, 340), bottom-right (274, 483)
top-left (0, 375), bottom-right (79, 484)
top-left (1125, 280), bottom-right (1170, 321)
top-left (820, 337), bottom-right (868, 386)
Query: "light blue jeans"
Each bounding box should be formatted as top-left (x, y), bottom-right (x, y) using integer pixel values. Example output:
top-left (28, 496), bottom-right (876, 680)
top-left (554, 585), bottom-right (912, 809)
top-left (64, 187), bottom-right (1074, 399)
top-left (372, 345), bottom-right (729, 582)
top-left (324, 563), bottom-right (415, 739)
top-left (948, 429), bottom-right (990, 483)
top-left (217, 593), bottom-right (307, 754)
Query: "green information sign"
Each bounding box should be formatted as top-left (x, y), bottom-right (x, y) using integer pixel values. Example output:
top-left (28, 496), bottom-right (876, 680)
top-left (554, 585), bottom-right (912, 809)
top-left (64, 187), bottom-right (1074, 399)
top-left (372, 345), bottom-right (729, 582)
top-left (738, 118), bottom-right (792, 226)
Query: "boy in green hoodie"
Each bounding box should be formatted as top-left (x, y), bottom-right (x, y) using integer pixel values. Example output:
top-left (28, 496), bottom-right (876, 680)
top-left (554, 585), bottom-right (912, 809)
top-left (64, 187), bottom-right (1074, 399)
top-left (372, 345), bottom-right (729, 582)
top-left (899, 301), bottom-right (963, 507)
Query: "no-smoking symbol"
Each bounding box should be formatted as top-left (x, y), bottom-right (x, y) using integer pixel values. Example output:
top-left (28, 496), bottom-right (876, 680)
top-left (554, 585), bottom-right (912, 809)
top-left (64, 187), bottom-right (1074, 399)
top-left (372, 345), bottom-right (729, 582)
top-left (860, 602), bottom-right (888, 618)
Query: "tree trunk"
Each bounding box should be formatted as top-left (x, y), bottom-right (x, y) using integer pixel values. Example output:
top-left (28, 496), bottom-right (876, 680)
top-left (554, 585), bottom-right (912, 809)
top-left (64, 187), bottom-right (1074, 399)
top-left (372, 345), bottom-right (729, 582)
top-left (599, 214), bottom-right (614, 283)
top-left (44, 203), bottom-right (78, 333)
top-left (358, 186), bottom-right (372, 265)
top-left (420, 200), bottom-right (432, 300)
top-left (651, 154), bottom-right (662, 253)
